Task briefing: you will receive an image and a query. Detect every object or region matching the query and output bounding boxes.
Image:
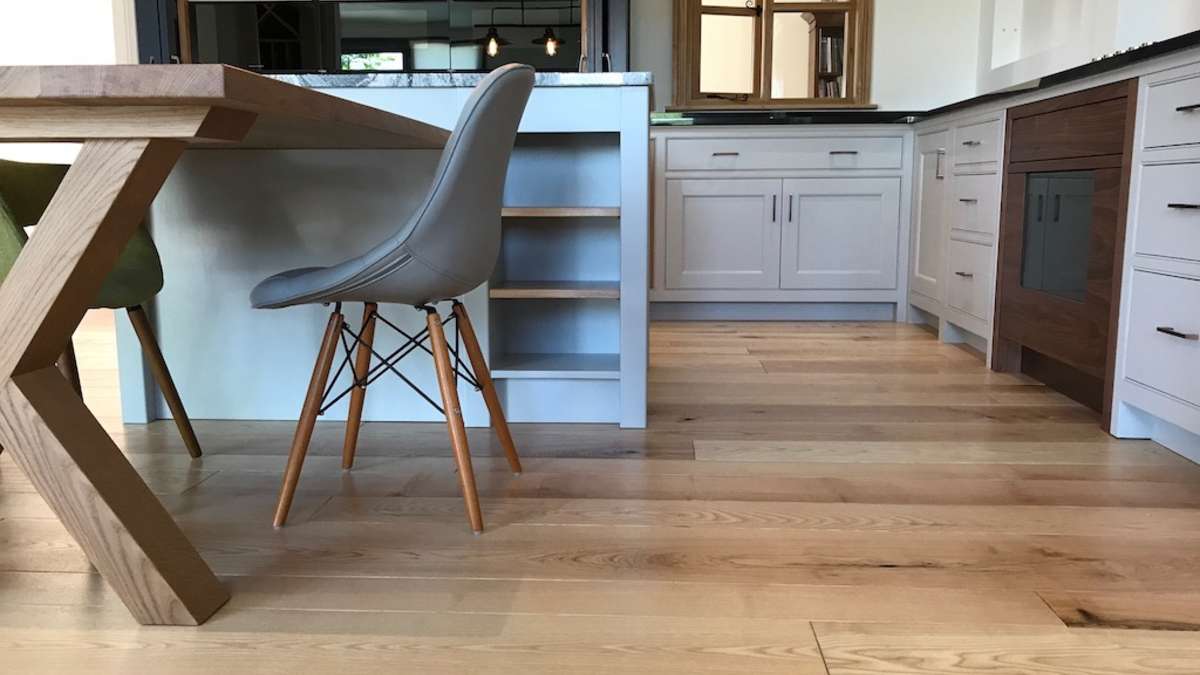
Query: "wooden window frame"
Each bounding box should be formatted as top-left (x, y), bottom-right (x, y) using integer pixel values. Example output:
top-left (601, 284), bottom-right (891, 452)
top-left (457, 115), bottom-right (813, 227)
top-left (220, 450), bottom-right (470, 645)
top-left (672, 0), bottom-right (874, 110)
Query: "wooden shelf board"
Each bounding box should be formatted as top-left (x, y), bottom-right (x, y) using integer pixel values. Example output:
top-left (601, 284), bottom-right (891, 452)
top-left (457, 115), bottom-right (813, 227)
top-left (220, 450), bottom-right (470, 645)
top-left (502, 207), bottom-right (620, 218)
top-left (491, 353), bottom-right (620, 380)
top-left (489, 281), bottom-right (620, 300)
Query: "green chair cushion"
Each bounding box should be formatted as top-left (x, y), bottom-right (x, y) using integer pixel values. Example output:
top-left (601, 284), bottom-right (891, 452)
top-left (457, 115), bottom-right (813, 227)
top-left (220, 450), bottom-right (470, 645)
top-left (0, 159), bottom-right (164, 309)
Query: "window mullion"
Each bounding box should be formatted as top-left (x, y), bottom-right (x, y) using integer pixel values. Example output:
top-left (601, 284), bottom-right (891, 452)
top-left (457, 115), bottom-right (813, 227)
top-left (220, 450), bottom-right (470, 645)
top-left (758, 0), bottom-right (775, 104)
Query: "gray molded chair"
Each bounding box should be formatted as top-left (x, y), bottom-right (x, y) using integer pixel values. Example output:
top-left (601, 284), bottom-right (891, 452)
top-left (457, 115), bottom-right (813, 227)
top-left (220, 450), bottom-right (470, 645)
top-left (252, 64), bottom-right (535, 531)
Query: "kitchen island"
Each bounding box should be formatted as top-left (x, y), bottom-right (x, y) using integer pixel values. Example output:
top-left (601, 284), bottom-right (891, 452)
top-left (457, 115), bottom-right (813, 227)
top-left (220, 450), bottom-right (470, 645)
top-left (123, 71), bottom-right (651, 429)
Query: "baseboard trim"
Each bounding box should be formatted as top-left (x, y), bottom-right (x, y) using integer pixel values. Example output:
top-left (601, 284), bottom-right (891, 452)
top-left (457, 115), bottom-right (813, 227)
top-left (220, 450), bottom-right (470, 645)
top-left (649, 302), bottom-right (897, 322)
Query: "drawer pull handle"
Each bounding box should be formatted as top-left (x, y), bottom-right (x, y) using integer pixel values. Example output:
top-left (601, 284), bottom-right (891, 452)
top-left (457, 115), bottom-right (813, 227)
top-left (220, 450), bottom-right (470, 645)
top-left (829, 150), bottom-right (859, 156)
top-left (1167, 202), bottom-right (1200, 209)
top-left (1175, 103), bottom-right (1200, 112)
top-left (1157, 326), bottom-right (1199, 340)
top-left (958, 198), bottom-right (979, 204)
top-left (962, 140), bottom-right (982, 147)
top-left (954, 271), bottom-right (975, 278)
top-left (711, 152), bottom-right (740, 157)
top-left (935, 148), bottom-right (946, 179)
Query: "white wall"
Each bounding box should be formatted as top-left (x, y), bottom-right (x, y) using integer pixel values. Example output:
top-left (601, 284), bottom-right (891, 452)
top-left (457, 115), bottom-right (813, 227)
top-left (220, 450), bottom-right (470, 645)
top-left (0, 0), bottom-right (135, 162)
top-left (978, 0), bottom-right (1200, 94)
top-left (0, 0), bottom-right (131, 66)
top-left (631, 0), bottom-right (673, 111)
top-left (871, 0), bottom-right (982, 110)
top-left (631, 0), bottom-right (983, 112)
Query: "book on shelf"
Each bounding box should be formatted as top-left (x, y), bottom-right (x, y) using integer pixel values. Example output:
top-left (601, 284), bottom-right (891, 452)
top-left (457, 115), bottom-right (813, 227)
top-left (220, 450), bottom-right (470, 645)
top-left (819, 78), bottom-right (843, 98)
top-left (818, 35), bottom-right (844, 75)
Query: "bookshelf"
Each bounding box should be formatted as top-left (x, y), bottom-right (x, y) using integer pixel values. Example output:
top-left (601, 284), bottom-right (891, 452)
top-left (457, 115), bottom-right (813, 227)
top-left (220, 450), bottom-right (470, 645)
top-left (485, 125), bottom-right (644, 424)
top-left (815, 17), bottom-right (845, 99)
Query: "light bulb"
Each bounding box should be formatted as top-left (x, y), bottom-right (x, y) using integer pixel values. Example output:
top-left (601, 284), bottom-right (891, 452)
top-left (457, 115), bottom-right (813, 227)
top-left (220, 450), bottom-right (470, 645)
top-left (546, 38), bottom-right (558, 56)
top-left (487, 37), bottom-right (499, 57)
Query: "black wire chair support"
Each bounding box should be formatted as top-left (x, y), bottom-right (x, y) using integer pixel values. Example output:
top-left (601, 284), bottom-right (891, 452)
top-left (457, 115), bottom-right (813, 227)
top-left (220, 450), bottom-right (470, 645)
top-left (316, 302), bottom-right (481, 418)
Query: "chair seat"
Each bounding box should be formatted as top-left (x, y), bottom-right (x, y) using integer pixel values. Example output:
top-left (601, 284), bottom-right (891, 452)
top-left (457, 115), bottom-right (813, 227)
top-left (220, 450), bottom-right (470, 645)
top-left (250, 251), bottom-right (475, 310)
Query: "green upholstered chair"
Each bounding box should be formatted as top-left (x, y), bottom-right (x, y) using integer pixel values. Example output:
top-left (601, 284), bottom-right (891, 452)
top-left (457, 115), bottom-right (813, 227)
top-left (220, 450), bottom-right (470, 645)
top-left (0, 159), bottom-right (202, 458)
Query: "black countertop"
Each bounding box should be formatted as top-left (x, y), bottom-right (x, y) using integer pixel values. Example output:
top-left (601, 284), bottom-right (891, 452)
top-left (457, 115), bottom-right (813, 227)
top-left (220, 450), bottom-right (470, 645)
top-left (653, 29), bottom-right (1200, 127)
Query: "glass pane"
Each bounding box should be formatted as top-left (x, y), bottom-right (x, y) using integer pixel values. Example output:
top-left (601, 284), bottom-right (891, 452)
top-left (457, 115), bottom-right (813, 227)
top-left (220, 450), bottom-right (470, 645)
top-left (814, 12), bottom-right (847, 98)
top-left (700, 14), bottom-right (756, 94)
top-left (453, 1), bottom-right (583, 72)
top-left (337, 2), bottom-right (450, 71)
top-left (190, 2), bottom-right (322, 72)
top-left (771, 12), bottom-right (816, 98)
top-left (1021, 171), bottom-right (1095, 302)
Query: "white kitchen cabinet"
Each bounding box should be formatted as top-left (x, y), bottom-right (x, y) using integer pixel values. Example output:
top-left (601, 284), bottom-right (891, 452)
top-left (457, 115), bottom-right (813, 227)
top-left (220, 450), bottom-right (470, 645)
top-left (651, 126), bottom-right (913, 315)
top-left (1112, 58), bottom-right (1200, 462)
top-left (780, 177), bottom-right (901, 290)
top-left (911, 130), bottom-right (948, 300)
top-left (663, 178), bottom-right (782, 289)
top-left (907, 111), bottom-right (1004, 357)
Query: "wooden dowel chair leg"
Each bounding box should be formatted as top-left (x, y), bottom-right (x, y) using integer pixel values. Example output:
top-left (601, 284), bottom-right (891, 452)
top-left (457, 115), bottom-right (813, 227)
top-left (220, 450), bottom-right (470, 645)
top-left (341, 302), bottom-right (377, 470)
top-left (452, 301), bottom-right (522, 474)
top-left (274, 308), bottom-right (344, 528)
top-left (427, 306), bottom-right (484, 534)
top-left (58, 338), bottom-right (83, 397)
top-left (126, 305), bottom-right (203, 459)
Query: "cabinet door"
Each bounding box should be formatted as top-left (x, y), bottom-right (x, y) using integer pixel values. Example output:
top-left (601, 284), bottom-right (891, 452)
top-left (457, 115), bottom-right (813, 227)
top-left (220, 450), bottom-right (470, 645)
top-left (911, 131), bottom-right (949, 299)
top-left (664, 178), bottom-right (783, 289)
top-left (780, 177), bottom-right (901, 289)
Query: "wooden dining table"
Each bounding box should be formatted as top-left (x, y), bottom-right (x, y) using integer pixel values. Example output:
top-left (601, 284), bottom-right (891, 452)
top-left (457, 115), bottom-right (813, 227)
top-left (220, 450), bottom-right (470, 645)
top-left (0, 64), bottom-right (449, 626)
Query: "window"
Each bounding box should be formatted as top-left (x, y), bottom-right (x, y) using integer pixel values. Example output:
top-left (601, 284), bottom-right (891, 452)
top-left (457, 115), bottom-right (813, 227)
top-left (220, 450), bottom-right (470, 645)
top-left (673, 0), bottom-right (873, 108)
top-left (185, 0), bottom-right (590, 73)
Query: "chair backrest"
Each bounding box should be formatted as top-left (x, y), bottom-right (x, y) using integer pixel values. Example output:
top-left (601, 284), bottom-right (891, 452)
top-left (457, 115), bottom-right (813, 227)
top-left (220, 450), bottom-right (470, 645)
top-left (355, 64), bottom-right (535, 295)
top-left (0, 160), bottom-right (69, 282)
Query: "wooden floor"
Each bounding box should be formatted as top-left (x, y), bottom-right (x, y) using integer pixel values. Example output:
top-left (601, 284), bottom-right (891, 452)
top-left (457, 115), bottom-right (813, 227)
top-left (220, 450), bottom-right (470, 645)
top-left (3, 315), bottom-right (1200, 673)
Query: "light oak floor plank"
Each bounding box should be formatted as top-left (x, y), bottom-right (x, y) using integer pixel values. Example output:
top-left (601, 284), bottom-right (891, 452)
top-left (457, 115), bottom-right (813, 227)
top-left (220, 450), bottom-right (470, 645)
top-left (3, 318), bottom-right (1198, 672)
top-left (813, 622), bottom-right (1200, 674)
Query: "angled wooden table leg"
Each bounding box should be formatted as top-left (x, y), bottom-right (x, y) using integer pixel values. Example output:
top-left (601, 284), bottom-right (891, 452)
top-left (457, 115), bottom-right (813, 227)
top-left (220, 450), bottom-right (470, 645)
top-left (0, 138), bottom-right (229, 625)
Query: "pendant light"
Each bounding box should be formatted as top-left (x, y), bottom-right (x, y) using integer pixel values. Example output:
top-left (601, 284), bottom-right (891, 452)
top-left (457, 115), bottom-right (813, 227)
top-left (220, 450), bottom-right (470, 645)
top-left (477, 5), bottom-right (513, 58)
top-left (532, 27), bottom-right (565, 56)
top-left (482, 25), bottom-right (509, 57)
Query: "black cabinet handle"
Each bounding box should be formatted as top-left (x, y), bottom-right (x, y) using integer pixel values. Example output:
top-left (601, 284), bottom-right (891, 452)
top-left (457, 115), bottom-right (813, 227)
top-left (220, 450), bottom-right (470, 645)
top-left (1167, 202), bottom-right (1200, 209)
top-left (954, 271), bottom-right (975, 278)
top-left (1053, 194), bottom-right (1061, 222)
top-left (1157, 326), bottom-right (1199, 340)
top-left (772, 195), bottom-right (777, 222)
top-left (711, 151), bottom-right (740, 157)
top-left (958, 198), bottom-right (978, 204)
top-left (1037, 194), bottom-right (1044, 221)
top-left (962, 140), bottom-right (982, 147)
top-left (1176, 103), bottom-right (1200, 112)
top-left (829, 150), bottom-right (859, 155)
top-left (788, 194), bottom-right (794, 222)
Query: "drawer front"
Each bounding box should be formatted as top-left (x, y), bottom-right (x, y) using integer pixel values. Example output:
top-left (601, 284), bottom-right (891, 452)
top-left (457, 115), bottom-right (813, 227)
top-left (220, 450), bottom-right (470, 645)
top-left (665, 136), bottom-right (903, 172)
top-left (1009, 97), bottom-right (1128, 163)
top-left (1125, 270), bottom-right (1200, 406)
top-left (953, 119), bottom-right (1001, 166)
top-left (1135, 162), bottom-right (1200, 262)
top-left (949, 172), bottom-right (999, 236)
top-left (1144, 70), bottom-right (1200, 149)
top-left (946, 239), bottom-right (993, 320)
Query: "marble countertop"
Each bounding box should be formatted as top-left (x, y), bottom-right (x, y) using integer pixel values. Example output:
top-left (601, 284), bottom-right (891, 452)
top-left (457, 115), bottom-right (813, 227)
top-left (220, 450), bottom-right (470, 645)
top-left (272, 71), bottom-right (651, 88)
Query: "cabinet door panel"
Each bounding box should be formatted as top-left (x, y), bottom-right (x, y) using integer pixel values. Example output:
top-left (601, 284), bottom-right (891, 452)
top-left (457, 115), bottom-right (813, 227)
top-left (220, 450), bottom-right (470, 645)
top-left (780, 177), bottom-right (901, 290)
top-left (912, 131), bottom-right (948, 299)
top-left (664, 178), bottom-right (782, 289)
